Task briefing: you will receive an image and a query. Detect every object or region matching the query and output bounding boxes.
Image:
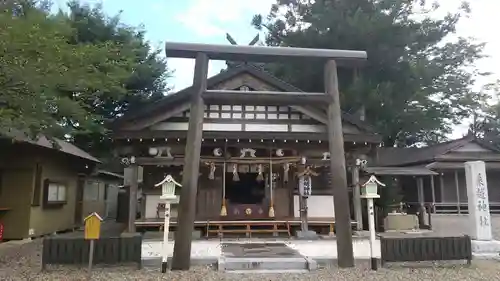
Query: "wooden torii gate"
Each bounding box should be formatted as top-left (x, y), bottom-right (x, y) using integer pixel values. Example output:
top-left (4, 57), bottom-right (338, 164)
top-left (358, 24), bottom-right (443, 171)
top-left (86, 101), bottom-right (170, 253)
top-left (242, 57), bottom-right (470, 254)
top-left (166, 41), bottom-right (367, 270)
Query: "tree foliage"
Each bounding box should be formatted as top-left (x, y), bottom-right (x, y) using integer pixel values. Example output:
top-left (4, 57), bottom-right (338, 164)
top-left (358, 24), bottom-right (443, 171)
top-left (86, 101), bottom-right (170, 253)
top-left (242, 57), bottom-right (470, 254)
top-left (0, 0), bottom-right (131, 140)
top-left (62, 1), bottom-right (170, 156)
top-left (468, 81), bottom-right (500, 146)
top-left (0, 1), bottom-right (170, 158)
top-left (253, 0), bottom-right (488, 146)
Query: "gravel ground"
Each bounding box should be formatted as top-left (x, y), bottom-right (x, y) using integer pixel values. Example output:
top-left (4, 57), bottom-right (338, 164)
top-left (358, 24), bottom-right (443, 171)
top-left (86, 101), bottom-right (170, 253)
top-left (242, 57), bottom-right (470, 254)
top-left (1, 214), bottom-right (500, 280)
top-left (1, 239), bottom-right (500, 280)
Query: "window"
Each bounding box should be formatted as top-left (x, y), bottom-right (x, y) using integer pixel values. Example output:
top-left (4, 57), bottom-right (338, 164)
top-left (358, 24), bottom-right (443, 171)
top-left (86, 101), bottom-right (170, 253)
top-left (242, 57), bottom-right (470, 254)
top-left (43, 179), bottom-right (67, 207)
top-left (84, 180), bottom-right (105, 201)
top-left (48, 183), bottom-right (66, 202)
top-left (84, 181), bottom-right (99, 201)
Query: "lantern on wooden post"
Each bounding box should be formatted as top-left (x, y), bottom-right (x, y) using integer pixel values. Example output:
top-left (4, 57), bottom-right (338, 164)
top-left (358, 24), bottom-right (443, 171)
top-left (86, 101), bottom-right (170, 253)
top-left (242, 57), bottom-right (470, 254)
top-left (361, 175), bottom-right (385, 271)
top-left (154, 175), bottom-right (181, 273)
top-left (155, 175), bottom-right (181, 200)
top-left (361, 175), bottom-right (384, 199)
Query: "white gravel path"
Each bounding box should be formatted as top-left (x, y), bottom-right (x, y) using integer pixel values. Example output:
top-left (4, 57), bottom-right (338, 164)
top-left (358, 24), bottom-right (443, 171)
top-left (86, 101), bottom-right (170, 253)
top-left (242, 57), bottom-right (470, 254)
top-left (1, 239), bottom-right (500, 280)
top-left (1, 214), bottom-right (500, 280)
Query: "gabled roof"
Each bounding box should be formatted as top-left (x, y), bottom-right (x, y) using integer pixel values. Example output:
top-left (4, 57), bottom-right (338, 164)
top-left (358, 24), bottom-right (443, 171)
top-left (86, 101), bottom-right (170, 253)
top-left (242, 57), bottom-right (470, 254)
top-left (112, 64), bottom-right (377, 134)
top-left (375, 135), bottom-right (500, 167)
top-left (3, 131), bottom-right (100, 163)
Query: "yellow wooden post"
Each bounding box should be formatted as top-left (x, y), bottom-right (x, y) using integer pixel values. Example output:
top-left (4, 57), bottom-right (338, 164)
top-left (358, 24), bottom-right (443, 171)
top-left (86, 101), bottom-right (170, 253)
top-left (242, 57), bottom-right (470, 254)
top-left (84, 212), bottom-right (102, 279)
top-left (84, 212), bottom-right (102, 240)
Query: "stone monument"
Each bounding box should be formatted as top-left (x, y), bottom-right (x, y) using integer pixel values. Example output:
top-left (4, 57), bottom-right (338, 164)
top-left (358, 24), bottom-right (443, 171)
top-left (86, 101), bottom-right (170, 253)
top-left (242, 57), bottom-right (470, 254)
top-left (465, 161), bottom-right (500, 257)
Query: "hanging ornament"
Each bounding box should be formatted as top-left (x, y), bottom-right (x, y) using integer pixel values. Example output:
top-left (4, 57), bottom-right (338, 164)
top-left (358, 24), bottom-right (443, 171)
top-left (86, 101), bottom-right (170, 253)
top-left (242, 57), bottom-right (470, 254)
top-left (268, 199), bottom-right (275, 218)
top-left (232, 163), bottom-right (239, 181)
top-left (208, 162), bottom-right (216, 180)
top-left (220, 199), bottom-right (227, 216)
top-left (256, 164), bottom-right (264, 181)
top-left (283, 163), bottom-right (290, 183)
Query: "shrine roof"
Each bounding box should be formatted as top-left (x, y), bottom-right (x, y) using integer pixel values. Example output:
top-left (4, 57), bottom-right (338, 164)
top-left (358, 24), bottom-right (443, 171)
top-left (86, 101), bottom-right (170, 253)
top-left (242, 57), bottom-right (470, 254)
top-left (112, 64), bottom-right (377, 135)
top-left (374, 136), bottom-right (500, 167)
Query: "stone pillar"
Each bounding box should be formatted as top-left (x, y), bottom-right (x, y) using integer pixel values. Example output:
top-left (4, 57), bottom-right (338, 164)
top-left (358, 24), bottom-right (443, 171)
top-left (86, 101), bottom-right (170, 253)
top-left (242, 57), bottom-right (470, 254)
top-left (416, 177), bottom-right (427, 228)
top-left (351, 166), bottom-right (363, 230)
top-left (465, 161), bottom-right (492, 241)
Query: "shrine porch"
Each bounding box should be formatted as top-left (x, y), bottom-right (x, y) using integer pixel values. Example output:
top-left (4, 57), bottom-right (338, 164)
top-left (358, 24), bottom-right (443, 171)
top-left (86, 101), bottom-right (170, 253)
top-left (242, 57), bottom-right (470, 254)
top-left (134, 217), bottom-right (358, 238)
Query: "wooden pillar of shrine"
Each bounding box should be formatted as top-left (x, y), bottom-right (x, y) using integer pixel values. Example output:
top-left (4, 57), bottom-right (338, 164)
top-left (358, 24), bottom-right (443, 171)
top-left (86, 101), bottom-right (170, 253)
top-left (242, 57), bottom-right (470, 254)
top-left (325, 59), bottom-right (355, 267)
top-left (171, 53), bottom-right (209, 270)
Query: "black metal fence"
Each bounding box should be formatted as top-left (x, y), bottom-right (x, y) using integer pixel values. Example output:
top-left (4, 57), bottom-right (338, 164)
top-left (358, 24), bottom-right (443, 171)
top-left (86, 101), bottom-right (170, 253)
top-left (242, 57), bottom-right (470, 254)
top-left (380, 235), bottom-right (472, 266)
top-left (42, 233), bottom-right (142, 270)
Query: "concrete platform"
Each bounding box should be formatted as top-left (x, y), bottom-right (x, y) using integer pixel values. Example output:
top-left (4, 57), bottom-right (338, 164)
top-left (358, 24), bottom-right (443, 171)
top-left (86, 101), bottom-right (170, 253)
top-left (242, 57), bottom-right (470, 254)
top-left (217, 242), bottom-right (315, 272)
top-left (472, 240), bottom-right (500, 259)
top-left (141, 239), bottom-right (382, 269)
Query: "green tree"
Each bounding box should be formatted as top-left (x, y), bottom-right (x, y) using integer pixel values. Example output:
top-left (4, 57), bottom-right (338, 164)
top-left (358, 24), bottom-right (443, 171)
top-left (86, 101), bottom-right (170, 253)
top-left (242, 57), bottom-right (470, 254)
top-left (60, 1), bottom-right (170, 157)
top-left (468, 81), bottom-right (500, 145)
top-left (0, 1), bottom-right (131, 141)
top-left (253, 0), bottom-right (488, 146)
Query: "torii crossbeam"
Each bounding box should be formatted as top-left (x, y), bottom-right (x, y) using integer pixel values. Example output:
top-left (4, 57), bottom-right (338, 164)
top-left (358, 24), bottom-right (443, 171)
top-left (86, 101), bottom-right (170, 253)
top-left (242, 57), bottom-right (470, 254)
top-left (167, 41), bottom-right (367, 271)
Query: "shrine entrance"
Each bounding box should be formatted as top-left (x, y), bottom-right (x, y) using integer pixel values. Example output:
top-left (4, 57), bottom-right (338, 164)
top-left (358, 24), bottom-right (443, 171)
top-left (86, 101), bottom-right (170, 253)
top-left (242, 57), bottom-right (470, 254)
top-left (225, 172), bottom-right (268, 220)
top-left (226, 172), bottom-right (265, 204)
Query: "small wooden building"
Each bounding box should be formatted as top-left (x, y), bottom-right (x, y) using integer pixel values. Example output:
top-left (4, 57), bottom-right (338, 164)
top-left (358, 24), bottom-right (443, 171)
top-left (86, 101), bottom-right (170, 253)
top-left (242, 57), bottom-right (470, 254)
top-left (374, 136), bottom-right (500, 214)
top-left (0, 135), bottom-right (99, 240)
top-left (112, 64), bottom-right (382, 232)
top-left (80, 170), bottom-right (123, 224)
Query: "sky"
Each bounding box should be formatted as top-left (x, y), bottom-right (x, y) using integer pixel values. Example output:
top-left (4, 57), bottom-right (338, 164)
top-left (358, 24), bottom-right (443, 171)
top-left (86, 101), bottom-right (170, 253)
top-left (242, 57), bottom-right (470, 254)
top-left (54, 0), bottom-right (500, 138)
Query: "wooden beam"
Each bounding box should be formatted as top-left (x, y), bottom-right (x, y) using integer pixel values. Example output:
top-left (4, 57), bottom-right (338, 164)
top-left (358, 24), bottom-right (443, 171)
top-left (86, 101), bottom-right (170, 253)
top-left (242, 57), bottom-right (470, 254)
top-left (171, 53), bottom-right (209, 271)
top-left (416, 177), bottom-right (425, 228)
top-left (125, 164), bottom-right (139, 233)
top-left (135, 157), bottom-right (185, 166)
top-left (351, 165), bottom-right (363, 231)
top-left (121, 103), bottom-right (190, 131)
top-left (430, 175), bottom-right (436, 213)
top-left (135, 156), bottom-right (302, 166)
top-left (112, 130), bottom-right (383, 143)
top-left (165, 42), bottom-right (367, 66)
top-left (454, 170), bottom-right (461, 214)
top-left (439, 173), bottom-right (445, 206)
top-left (293, 105), bottom-right (328, 124)
top-left (324, 59), bottom-right (355, 267)
top-left (203, 90), bottom-right (329, 105)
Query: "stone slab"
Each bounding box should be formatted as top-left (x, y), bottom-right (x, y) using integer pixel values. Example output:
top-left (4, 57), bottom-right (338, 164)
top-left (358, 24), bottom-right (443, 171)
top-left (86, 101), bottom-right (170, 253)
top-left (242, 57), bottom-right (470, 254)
top-left (226, 269), bottom-right (309, 274)
top-left (472, 240), bottom-right (500, 254)
top-left (222, 243), bottom-right (302, 258)
top-left (296, 230), bottom-right (320, 240)
top-left (304, 256), bottom-right (318, 270)
top-left (142, 230), bottom-right (201, 240)
top-left (220, 257), bottom-right (308, 271)
top-left (142, 257), bottom-right (217, 268)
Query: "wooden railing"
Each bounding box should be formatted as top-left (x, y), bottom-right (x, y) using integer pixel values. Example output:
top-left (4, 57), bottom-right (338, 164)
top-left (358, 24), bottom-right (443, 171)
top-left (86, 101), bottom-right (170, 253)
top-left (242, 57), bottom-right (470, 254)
top-left (433, 202), bottom-right (500, 214)
top-left (401, 201), bottom-right (500, 215)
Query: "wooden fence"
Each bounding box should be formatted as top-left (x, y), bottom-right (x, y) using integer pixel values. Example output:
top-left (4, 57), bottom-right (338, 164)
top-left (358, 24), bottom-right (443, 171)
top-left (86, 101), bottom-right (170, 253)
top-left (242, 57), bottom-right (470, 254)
top-left (42, 233), bottom-right (142, 270)
top-left (380, 235), bottom-right (472, 266)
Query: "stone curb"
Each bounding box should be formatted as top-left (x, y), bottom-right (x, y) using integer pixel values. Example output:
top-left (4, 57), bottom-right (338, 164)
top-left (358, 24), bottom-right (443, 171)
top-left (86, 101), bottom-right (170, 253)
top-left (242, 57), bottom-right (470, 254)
top-left (142, 257), bottom-right (218, 268)
top-left (141, 256), bottom-right (379, 268)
